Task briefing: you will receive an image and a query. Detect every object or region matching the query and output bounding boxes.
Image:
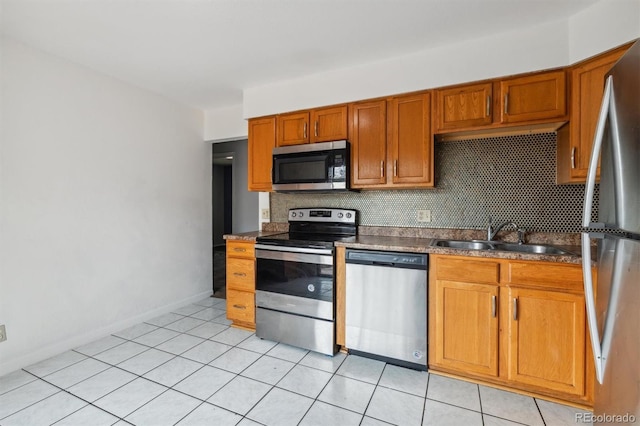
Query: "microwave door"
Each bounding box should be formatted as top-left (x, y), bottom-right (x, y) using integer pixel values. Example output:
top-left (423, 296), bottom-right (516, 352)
top-left (273, 153), bottom-right (330, 187)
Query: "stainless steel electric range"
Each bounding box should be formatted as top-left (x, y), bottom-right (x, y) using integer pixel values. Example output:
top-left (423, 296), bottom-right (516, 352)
top-left (254, 207), bottom-right (357, 355)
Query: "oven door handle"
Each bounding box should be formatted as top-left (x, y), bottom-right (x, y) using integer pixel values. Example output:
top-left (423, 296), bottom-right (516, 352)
top-left (255, 246), bottom-right (333, 265)
top-left (255, 244), bottom-right (333, 256)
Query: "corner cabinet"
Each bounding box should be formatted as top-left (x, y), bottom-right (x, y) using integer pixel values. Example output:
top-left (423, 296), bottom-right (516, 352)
top-left (225, 240), bottom-right (256, 330)
top-left (248, 117), bottom-right (276, 191)
top-left (350, 92), bottom-right (433, 189)
top-left (429, 254), bottom-right (594, 406)
top-left (557, 44), bottom-right (630, 184)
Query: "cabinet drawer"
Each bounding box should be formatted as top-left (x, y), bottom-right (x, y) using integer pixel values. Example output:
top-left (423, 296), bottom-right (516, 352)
top-left (226, 258), bottom-right (255, 291)
top-left (507, 262), bottom-right (583, 291)
top-left (226, 241), bottom-right (255, 259)
top-left (435, 257), bottom-right (500, 284)
top-left (227, 289), bottom-right (255, 324)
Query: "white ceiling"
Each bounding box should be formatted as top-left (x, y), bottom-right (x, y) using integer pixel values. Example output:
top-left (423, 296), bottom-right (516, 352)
top-left (1, 0), bottom-right (599, 111)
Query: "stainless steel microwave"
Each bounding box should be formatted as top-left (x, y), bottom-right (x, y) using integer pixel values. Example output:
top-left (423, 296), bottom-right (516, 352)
top-left (272, 140), bottom-right (350, 192)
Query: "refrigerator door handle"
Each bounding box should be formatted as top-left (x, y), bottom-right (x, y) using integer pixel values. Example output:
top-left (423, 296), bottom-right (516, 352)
top-left (582, 233), bottom-right (604, 383)
top-left (583, 76), bottom-right (614, 228)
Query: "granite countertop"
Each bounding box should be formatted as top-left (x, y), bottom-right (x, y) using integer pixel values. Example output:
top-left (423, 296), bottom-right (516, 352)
top-left (224, 225), bottom-right (590, 265)
top-left (334, 235), bottom-right (585, 265)
top-left (223, 230), bottom-right (285, 241)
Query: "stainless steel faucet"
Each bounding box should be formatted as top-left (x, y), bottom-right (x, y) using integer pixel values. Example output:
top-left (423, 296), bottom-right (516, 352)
top-left (487, 217), bottom-right (526, 244)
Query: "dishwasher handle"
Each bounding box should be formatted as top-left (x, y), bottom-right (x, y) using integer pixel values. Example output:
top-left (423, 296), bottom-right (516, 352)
top-left (345, 249), bottom-right (428, 270)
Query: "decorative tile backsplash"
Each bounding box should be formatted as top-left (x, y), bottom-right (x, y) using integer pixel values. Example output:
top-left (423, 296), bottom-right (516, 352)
top-left (271, 133), bottom-right (597, 233)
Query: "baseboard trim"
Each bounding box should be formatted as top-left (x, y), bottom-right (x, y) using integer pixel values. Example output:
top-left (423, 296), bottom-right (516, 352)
top-left (0, 289), bottom-right (213, 377)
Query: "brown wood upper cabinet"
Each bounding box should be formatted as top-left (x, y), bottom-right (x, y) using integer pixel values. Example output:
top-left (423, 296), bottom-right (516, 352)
top-left (350, 92), bottom-right (433, 189)
top-left (434, 82), bottom-right (493, 131)
top-left (434, 70), bottom-right (566, 134)
top-left (248, 117), bottom-right (276, 191)
top-left (276, 105), bottom-right (347, 146)
top-left (557, 44), bottom-right (629, 184)
top-left (498, 70), bottom-right (566, 124)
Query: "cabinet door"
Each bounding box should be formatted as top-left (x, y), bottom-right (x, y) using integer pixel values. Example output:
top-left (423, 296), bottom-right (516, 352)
top-left (248, 117), bottom-right (276, 191)
top-left (277, 112), bottom-right (309, 146)
top-left (558, 46), bottom-right (627, 183)
top-left (349, 100), bottom-right (387, 187)
top-left (506, 287), bottom-right (586, 395)
top-left (310, 105), bottom-right (348, 143)
top-left (389, 93), bottom-right (433, 186)
top-left (433, 280), bottom-right (499, 377)
top-left (434, 82), bottom-right (493, 131)
top-left (498, 71), bottom-right (566, 124)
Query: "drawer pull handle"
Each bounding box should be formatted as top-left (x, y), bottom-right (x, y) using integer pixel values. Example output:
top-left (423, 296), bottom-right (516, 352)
top-left (571, 147), bottom-right (576, 169)
top-left (513, 298), bottom-right (518, 321)
top-left (314, 121), bottom-right (318, 137)
top-left (233, 304), bottom-right (246, 310)
top-left (380, 160), bottom-right (385, 178)
top-left (303, 122), bottom-right (307, 139)
top-left (233, 272), bottom-right (246, 277)
top-left (233, 248), bottom-right (246, 252)
top-left (393, 160), bottom-right (398, 177)
top-left (486, 95), bottom-right (491, 117)
top-left (491, 295), bottom-right (496, 318)
top-left (504, 93), bottom-right (509, 115)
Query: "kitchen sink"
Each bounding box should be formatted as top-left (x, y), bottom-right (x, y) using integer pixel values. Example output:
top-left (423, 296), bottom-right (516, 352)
top-left (431, 240), bottom-right (576, 255)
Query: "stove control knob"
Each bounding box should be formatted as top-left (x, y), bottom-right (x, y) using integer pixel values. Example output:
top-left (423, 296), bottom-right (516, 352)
top-left (291, 212), bottom-right (297, 217)
top-left (346, 213), bottom-right (352, 219)
top-left (299, 212), bottom-right (304, 217)
top-left (337, 213), bottom-right (344, 218)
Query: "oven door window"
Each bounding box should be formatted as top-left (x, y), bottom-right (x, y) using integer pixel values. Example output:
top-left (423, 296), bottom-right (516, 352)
top-left (256, 257), bottom-right (333, 302)
top-left (273, 153), bottom-right (330, 184)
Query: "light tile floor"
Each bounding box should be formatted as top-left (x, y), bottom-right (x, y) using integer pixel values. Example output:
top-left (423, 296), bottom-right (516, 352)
top-left (0, 296), bottom-right (592, 426)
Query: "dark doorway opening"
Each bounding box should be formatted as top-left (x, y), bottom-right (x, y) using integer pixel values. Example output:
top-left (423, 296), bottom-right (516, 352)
top-left (213, 152), bottom-right (234, 298)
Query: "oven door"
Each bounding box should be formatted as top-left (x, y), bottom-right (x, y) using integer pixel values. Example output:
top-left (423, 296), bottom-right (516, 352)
top-left (255, 245), bottom-right (334, 321)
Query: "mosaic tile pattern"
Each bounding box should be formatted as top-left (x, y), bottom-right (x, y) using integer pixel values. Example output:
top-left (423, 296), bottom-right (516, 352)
top-left (271, 133), bottom-right (598, 233)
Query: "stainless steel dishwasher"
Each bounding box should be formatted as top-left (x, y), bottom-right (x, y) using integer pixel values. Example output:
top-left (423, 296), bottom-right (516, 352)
top-left (345, 249), bottom-right (428, 370)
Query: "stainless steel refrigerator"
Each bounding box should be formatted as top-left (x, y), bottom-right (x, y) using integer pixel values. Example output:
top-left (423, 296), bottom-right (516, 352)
top-left (581, 40), bottom-right (639, 424)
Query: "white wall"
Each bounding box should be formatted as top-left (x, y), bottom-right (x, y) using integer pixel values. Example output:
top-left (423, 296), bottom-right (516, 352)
top-left (0, 38), bottom-right (212, 376)
top-left (204, 104), bottom-right (247, 142)
top-left (243, 20), bottom-right (570, 118)
top-left (568, 0), bottom-right (640, 62)
top-left (242, 0), bottom-right (639, 119)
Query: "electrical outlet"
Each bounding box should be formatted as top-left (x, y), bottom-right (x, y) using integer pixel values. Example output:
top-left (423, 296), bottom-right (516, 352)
top-left (261, 209), bottom-right (270, 220)
top-left (417, 210), bottom-right (431, 223)
top-left (0, 325), bottom-right (6, 343)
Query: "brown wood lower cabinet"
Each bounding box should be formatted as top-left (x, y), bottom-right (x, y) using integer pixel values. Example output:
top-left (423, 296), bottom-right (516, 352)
top-left (429, 254), bottom-right (594, 406)
top-left (225, 240), bottom-right (256, 330)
